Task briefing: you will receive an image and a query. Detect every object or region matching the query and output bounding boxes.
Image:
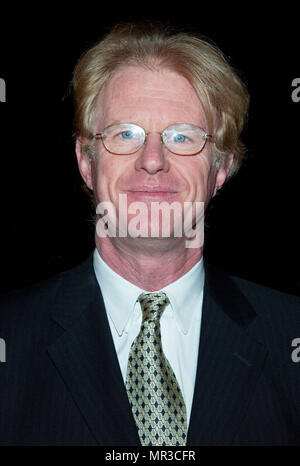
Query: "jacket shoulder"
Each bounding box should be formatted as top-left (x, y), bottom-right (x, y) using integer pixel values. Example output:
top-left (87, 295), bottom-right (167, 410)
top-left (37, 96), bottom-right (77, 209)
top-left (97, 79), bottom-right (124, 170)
top-left (229, 271), bottom-right (300, 321)
top-left (205, 262), bottom-right (300, 320)
top-left (0, 255), bottom-right (94, 330)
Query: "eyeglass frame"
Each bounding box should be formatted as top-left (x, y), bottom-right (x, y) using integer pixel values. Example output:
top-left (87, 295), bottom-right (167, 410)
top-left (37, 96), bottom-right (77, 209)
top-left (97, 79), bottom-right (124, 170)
top-left (93, 122), bottom-right (214, 156)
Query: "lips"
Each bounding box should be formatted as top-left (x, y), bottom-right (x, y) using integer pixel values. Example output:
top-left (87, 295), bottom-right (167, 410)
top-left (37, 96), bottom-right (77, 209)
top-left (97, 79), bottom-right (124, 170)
top-left (126, 186), bottom-right (178, 197)
top-left (124, 185), bottom-right (179, 193)
top-left (120, 186), bottom-right (180, 204)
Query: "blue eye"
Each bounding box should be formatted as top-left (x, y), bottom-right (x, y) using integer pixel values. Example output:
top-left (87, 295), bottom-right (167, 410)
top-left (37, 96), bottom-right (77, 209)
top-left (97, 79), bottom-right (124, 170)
top-left (121, 130), bottom-right (134, 139)
top-left (173, 133), bottom-right (187, 143)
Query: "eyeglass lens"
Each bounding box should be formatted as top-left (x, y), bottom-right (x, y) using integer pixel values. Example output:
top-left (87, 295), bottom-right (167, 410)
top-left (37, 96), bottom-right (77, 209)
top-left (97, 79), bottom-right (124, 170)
top-left (100, 123), bottom-right (208, 155)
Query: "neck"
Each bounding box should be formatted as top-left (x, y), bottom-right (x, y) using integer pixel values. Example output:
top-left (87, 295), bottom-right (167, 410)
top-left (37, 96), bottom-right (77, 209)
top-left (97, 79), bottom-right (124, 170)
top-left (95, 236), bottom-right (202, 291)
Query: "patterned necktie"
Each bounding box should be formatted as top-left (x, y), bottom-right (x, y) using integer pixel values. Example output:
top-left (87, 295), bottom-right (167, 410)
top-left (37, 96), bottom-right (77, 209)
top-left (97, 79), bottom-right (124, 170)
top-left (126, 292), bottom-right (187, 446)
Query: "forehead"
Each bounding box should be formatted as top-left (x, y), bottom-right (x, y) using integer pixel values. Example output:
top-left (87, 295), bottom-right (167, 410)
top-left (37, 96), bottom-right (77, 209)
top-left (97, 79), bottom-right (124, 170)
top-left (95, 65), bottom-right (207, 128)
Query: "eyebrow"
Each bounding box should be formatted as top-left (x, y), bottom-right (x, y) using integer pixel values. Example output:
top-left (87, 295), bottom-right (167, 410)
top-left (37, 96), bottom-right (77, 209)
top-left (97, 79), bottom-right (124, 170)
top-left (106, 120), bottom-right (141, 127)
top-left (103, 121), bottom-right (198, 129)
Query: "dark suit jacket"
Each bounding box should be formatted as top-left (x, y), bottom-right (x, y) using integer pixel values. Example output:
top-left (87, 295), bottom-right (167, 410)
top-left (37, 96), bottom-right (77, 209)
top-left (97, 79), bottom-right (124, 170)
top-left (0, 254), bottom-right (300, 445)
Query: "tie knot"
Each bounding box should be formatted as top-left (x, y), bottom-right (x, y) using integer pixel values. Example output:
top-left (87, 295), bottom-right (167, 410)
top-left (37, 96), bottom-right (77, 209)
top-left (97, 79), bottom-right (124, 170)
top-left (138, 292), bottom-right (170, 323)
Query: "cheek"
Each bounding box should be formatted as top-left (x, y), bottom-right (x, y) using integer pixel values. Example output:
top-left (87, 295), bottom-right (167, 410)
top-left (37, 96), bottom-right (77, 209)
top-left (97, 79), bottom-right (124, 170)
top-left (91, 156), bottom-right (126, 202)
top-left (179, 156), bottom-right (213, 197)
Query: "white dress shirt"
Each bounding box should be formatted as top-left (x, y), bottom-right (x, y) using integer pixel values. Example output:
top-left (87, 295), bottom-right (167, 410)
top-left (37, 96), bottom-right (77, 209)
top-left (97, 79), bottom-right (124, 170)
top-left (93, 248), bottom-right (204, 427)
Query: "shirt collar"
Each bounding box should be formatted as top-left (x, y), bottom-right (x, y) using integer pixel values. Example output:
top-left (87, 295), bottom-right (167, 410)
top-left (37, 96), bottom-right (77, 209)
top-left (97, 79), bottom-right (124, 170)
top-left (161, 258), bottom-right (204, 334)
top-left (93, 249), bottom-right (144, 336)
top-left (93, 248), bottom-right (204, 336)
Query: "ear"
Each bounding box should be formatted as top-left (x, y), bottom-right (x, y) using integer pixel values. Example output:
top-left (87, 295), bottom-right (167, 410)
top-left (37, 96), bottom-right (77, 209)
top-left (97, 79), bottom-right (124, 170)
top-left (213, 153), bottom-right (234, 195)
top-left (75, 138), bottom-right (94, 191)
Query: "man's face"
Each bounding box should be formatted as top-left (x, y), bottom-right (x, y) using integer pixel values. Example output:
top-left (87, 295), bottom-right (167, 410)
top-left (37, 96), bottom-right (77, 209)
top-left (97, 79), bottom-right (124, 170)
top-left (77, 66), bottom-right (228, 240)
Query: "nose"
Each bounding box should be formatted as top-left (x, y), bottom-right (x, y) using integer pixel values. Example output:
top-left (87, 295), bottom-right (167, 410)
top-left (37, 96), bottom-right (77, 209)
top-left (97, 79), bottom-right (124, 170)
top-left (135, 133), bottom-right (170, 174)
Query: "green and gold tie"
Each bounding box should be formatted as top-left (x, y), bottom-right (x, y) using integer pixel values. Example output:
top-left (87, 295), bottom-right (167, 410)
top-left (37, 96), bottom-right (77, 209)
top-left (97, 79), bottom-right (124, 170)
top-left (126, 292), bottom-right (187, 446)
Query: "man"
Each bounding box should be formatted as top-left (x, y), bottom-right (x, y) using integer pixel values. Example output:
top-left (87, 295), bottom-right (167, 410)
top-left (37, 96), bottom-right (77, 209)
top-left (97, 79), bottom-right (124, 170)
top-left (0, 22), bottom-right (299, 446)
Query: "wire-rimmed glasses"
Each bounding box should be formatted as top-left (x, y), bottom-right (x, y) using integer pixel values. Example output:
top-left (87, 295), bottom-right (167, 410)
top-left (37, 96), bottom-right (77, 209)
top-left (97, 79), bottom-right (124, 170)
top-left (94, 123), bottom-right (213, 156)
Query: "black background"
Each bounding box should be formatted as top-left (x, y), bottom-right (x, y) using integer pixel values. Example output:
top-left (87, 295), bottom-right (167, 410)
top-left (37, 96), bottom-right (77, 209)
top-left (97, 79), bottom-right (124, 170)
top-left (0, 5), bottom-right (299, 296)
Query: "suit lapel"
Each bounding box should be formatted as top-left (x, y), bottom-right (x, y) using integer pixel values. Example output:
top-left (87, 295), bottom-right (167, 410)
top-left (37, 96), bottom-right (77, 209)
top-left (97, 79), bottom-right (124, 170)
top-left (47, 255), bottom-right (268, 446)
top-left (187, 263), bottom-right (268, 445)
top-left (47, 256), bottom-right (140, 445)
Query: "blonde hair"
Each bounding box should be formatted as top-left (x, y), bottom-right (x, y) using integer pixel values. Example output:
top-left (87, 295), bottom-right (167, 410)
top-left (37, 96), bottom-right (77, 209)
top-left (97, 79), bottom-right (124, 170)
top-left (72, 22), bottom-right (249, 178)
